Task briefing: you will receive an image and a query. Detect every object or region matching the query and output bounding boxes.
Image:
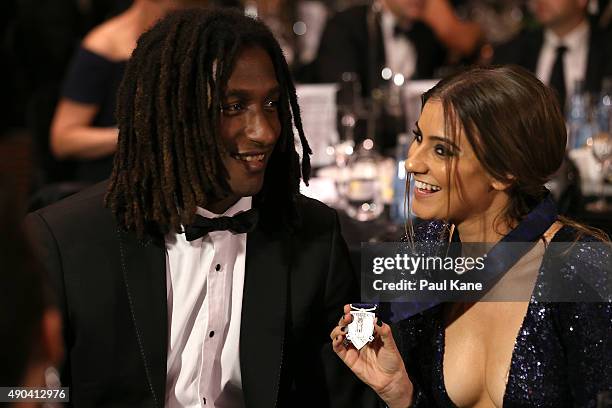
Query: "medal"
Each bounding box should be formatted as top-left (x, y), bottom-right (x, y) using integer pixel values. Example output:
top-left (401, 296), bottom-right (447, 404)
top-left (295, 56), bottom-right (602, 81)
top-left (346, 303), bottom-right (377, 350)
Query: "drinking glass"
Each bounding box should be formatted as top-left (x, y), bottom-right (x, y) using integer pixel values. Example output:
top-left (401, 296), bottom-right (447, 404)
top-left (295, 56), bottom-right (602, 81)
top-left (343, 139), bottom-right (384, 221)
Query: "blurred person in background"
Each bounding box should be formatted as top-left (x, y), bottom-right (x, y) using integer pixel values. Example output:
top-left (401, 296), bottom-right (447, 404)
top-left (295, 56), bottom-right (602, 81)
top-left (315, 0), bottom-right (483, 96)
top-left (49, 0), bottom-right (207, 184)
top-left (241, 0), bottom-right (330, 83)
top-left (3, 0), bottom-right (132, 186)
top-left (2, 0), bottom-right (131, 134)
top-left (0, 183), bottom-right (63, 406)
top-left (244, 0), bottom-right (299, 66)
top-left (314, 0), bottom-right (483, 150)
top-left (493, 0), bottom-right (612, 108)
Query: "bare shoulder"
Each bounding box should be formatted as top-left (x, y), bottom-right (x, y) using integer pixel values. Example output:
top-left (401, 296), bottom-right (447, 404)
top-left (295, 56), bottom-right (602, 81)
top-left (82, 12), bottom-right (135, 61)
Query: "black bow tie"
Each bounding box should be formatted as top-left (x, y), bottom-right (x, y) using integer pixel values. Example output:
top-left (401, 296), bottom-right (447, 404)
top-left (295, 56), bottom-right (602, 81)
top-left (184, 208), bottom-right (259, 241)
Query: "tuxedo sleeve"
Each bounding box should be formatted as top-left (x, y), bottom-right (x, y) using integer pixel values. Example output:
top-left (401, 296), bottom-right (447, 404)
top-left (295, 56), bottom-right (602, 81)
top-left (320, 210), bottom-right (378, 408)
top-left (23, 212), bottom-right (73, 394)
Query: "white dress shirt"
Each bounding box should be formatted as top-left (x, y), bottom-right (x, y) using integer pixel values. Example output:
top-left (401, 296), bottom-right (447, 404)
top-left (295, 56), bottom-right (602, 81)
top-left (380, 9), bottom-right (417, 80)
top-left (536, 20), bottom-right (589, 97)
top-left (164, 197), bottom-right (251, 408)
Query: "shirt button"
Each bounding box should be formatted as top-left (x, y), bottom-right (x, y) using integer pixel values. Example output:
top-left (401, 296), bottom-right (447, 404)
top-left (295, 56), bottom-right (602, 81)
top-left (209, 330), bottom-right (215, 338)
top-left (215, 264), bottom-right (221, 271)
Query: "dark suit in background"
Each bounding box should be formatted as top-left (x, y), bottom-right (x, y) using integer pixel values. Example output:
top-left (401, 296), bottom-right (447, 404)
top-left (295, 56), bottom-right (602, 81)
top-left (314, 4), bottom-right (446, 151)
top-left (493, 20), bottom-right (612, 93)
top-left (315, 4), bottom-right (446, 98)
top-left (25, 182), bottom-right (369, 407)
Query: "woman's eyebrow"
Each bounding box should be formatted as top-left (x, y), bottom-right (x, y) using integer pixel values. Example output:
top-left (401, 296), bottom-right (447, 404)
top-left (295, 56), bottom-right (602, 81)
top-left (415, 121), bottom-right (461, 151)
top-left (429, 135), bottom-right (461, 151)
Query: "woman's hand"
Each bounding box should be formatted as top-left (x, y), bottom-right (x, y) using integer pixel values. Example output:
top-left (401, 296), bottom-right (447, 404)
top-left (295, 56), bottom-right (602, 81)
top-left (330, 305), bottom-right (414, 408)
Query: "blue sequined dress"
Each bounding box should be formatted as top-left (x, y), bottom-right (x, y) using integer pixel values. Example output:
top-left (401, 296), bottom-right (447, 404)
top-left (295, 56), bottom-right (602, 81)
top-left (393, 220), bottom-right (612, 407)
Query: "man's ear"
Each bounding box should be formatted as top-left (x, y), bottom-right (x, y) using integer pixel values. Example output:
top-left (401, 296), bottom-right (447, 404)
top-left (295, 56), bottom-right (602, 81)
top-left (40, 309), bottom-right (63, 367)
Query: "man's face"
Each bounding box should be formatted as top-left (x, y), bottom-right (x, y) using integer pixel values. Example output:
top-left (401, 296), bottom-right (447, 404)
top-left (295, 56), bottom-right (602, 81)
top-left (218, 46), bottom-right (281, 204)
top-left (530, 0), bottom-right (586, 28)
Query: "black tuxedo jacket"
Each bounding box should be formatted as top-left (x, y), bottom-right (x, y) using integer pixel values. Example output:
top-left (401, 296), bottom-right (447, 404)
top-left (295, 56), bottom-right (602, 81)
top-left (25, 182), bottom-right (370, 407)
top-left (493, 22), bottom-right (612, 93)
top-left (314, 4), bottom-right (446, 97)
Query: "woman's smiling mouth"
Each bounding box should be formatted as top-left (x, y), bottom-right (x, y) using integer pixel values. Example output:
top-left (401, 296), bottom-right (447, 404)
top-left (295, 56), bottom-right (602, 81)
top-left (414, 179), bottom-right (441, 197)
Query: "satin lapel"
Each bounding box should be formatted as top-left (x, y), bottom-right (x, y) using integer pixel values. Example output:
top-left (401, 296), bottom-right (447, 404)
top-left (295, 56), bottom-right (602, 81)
top-left (241, 226), bottom-right (289, 408)
top-left (117, 230), bottom-right (168, 408)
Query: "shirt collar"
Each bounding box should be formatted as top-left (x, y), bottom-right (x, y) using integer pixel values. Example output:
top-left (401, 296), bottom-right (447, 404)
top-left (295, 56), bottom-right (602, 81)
top-left (196, 196), bottom-right (252, 218)
top-left (543, 19), bottom-right (589, 51)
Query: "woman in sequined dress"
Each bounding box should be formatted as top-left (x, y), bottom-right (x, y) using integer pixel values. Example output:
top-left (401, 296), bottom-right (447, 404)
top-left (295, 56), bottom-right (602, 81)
top-left (331, 66), bottom-right (611, 407)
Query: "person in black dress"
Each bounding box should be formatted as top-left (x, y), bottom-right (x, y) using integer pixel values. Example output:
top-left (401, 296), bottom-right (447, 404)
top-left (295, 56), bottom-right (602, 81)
top-left (50, 0), bottom-right (204, 183)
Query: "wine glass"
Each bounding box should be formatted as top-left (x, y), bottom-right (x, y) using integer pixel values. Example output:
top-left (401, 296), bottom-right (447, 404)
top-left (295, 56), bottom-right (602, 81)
top-left (343, 139), bottom-right (385, 221)
top-left (587, 131), bottom-right (612, 212)
top-left (334, 72), bottom-right (363, 166)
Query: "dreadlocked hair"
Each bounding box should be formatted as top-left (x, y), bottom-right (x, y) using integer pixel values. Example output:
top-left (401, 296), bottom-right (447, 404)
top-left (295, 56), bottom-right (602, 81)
top-left (105, 7), bottom-right (312, 237)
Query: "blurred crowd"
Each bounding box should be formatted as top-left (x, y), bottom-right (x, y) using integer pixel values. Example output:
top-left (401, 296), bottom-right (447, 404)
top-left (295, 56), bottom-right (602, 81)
top-left (1, 0), bottom-right (612, 211)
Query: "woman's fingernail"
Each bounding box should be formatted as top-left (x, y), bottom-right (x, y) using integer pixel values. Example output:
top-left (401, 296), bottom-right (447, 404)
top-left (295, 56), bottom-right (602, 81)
top-left (377, 319), bottom-right (383, 327)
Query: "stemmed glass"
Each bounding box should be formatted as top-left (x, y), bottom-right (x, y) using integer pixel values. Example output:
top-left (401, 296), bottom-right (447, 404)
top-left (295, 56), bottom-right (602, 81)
top-left (333, 72), bottom-right (368, 209)
top-left (335, 72), bottom-right (364, 160)
top-left (343, 138), bottom-right (385, 221)
top-left (587, 131), bottom-right (612, 212)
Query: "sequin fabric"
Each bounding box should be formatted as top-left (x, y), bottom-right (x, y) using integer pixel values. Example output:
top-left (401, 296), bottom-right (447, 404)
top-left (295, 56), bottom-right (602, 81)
top-left (393, 223), bottom-right (612, 407)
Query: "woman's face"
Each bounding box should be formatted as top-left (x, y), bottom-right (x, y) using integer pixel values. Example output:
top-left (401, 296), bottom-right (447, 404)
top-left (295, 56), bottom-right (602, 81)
top-left (406, 100), bottom-right (506, 224)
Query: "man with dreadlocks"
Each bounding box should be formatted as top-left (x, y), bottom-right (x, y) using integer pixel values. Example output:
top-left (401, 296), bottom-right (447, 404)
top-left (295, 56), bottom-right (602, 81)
top-left (25, 7), bottom-right (368, 408)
